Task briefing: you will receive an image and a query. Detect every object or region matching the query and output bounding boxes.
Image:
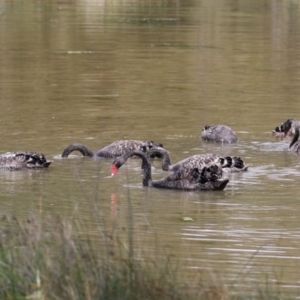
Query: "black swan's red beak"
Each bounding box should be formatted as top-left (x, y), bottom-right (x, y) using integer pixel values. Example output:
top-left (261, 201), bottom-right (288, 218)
top-left (111, 164), bottom-right (118, 176)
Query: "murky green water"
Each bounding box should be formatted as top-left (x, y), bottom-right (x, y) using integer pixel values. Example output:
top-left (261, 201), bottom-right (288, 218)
top-left (1, 0), bottom-right (300, 295)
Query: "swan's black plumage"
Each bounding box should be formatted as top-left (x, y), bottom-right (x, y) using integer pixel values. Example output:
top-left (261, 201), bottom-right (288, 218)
top-left (282, 121), bottom-right (300, 153)
top-left (272, 118), bottom-right (300, 138)
top-left (290, 129), bottom-right (300, 153)
top-left (112, 150), bottom-right (229, 191)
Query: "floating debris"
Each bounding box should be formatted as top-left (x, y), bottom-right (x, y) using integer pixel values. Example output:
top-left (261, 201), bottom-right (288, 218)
top-left (182, 217), bottom-right (194, 222)
top-left (67, 51), bottom-right (93, 54)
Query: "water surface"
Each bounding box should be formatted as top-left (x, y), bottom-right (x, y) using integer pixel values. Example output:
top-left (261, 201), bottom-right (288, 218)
top-left (0, 0), bottom-right (300, 296)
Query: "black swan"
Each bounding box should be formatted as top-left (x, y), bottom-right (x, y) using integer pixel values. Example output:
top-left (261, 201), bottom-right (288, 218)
top-left (282, 121), bottom-right (300, 153)
top-left (111, 150), bottom-right (229, 191)
top-left (201, 124), bottom-right (238, 144)
top-left (61, 140), bottom-right (164, 159)
top-left (290, 128), bottom-right (300, 153)
top-left (0, 152), bottom-right (51, 170)
top-left (143, 147), bottom-right (248, 173)
top-left (272, 118), bottom-right (300, 138)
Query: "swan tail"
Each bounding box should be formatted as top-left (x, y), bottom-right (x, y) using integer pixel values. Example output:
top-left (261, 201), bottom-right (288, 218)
top-left (219, 156), bottom-right (248, 172)
top-left (15, 152), bottom-right (52, 169)
top-left (31, 153), bottom-right (52, 168)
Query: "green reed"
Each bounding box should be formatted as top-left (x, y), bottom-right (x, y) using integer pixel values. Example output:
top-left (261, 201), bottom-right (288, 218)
top-left (0, 212), bottom-right (293, 300)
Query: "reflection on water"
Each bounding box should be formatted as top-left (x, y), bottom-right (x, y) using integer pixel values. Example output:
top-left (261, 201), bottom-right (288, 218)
top-left (0, 0), bottom-right (300, 296)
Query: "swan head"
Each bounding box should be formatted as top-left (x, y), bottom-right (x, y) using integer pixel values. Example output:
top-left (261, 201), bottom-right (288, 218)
top-left (274, 124), bottom-right (284, 133)
top-left (281, 119), bottom-right (294, 137)
top-left (202, 125), bottom-right (211, 131)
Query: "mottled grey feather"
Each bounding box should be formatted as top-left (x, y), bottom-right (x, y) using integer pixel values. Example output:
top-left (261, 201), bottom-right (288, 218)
top-left (201, 124), bottom-right (237, 143)
top-left (0, 152), bottom-right (51, 170)
top-left (112, 150), bottom-right (229, 191)
top-left (147, 148), bottom-right (248, 175)
top-left (62, 140), bottom-right (164, 159)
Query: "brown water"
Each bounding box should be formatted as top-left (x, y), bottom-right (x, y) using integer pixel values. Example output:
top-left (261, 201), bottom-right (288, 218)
top-left (1, 0), bottom-right (300, 296)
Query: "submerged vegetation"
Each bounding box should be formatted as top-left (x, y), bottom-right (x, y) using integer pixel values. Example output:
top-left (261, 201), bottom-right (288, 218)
top-left (0, 212), bottom-right (294, 300)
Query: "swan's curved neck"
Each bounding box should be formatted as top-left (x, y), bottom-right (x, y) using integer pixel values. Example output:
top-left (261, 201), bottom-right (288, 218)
top-left (290, 127), bottom-right (300, 148)
top-left (62, 144), bottom-right (94, 157)
top-left (147, 148), bottom-right (172, 171)
top-left (116, 150), bottom-right (153, 186)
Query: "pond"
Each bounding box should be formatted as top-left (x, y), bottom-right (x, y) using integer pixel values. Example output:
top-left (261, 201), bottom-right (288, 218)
top-left (0, 0), bottom-right (300, 296)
